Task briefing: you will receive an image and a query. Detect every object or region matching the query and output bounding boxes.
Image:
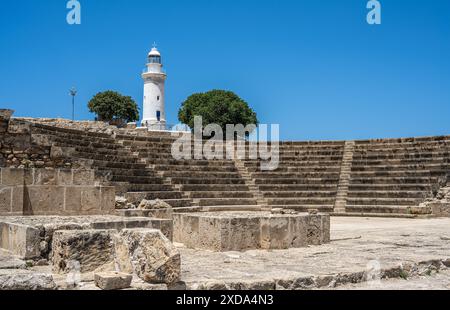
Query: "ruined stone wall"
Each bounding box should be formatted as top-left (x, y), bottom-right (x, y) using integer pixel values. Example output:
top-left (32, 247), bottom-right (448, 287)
top-left (0, 110), bottom-right (73, 169)
top-left (0, 167), bottom-right (115, 216)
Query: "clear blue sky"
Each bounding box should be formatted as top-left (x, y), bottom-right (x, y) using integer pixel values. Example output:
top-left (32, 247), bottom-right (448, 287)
top-left (0, 0), bottom-right (449, 140)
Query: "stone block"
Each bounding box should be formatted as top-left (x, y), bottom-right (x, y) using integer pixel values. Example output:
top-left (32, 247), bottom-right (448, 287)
top-left (65, 187), bottom-right (101, 215)
top-left (50, 146), bottom-right (75, 159)
top-left (0, 186), bottom-right (12, 214)
top-left (7, 120), bottom-right (31, 134)
top-left (94, 272), bottom-right (132, 290)
top-left (73, 169), bottom-right (95, 186)
top-left (1, 168), bottom-right (25, 186)
top-left (57, 169), bottom-right (73, 186)
top-left (52, 230), bottom-right (115, 274)
top-left (114, 228), bottom-right (181, 284)
top-left (100, 186), bottom-right (116, 214)
top-left (34, 169), bottom-right (57, 185)
top-left (23, 186), bottom-right (65, 215)
top-left (0, 222), bottom-right (41, 259)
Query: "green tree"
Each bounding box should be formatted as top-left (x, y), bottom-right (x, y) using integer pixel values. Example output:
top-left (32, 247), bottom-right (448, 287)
top-left (178, 90), bottom-right (258, 136)
top-left (88, 91), bottom-right (139, 124)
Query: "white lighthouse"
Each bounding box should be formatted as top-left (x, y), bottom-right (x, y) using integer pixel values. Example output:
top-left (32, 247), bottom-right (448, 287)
top-left (141, 44), bottom-right (167, 130)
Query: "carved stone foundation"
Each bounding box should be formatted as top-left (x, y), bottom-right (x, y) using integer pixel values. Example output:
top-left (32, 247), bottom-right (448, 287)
top-left (173, 211), bottom-right (330, 251)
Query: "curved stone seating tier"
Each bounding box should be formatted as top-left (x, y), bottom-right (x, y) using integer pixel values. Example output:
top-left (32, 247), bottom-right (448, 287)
top-left (19, 119), bottom-right (450, 217)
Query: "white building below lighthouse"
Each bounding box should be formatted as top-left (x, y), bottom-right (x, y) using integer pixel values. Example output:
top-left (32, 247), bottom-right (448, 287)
top-left (141, 45), bottom-right (167, 130)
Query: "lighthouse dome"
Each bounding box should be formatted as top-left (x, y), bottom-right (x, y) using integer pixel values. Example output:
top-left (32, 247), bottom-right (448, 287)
top-left (148, 47), bottom-right (161, 57)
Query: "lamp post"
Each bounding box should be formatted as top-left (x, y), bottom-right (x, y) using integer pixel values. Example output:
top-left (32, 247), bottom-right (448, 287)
top-left (69, 87), bottom-right (77, 120)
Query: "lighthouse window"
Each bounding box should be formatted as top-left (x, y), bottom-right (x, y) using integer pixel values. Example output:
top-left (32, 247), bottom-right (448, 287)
top-left (149, 56), bottom-right (161, 64)
top-left (157, 96), bottom-right (160, 101)
top-left (156, 111), bottom-right (161, 121)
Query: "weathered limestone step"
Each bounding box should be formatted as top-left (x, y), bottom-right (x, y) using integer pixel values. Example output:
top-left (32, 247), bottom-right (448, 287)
top-left (161, 171), bottom-right (242, 178)
top-left (266, 198), bottom-right (336, 205)
top-left (181, 184), bottom-right (251, 191)
top-left (268, 205), bottom-right (335, 212)
top-left (347, 190), bottom-right (430, 198)
top-left (263, 190), bottom-right (337, 198)
top-left (171, 177), bottom-right (246, 185)
top-left (344, 205), bottom-right (432, 215)
top-left (347, 197), bottom-right (425, 206)
top-left (124, 191), bottom-right (184, 201)
top-left (197, 198), bottom-right (258, 207)
top-left (188, 191), bottom-right (254, 199)
top-left (255, 177), bottom-right (340, 185)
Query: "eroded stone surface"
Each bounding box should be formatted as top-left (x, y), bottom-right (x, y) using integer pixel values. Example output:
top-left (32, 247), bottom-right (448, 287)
top-left (0, 269), bottom-right (56, 290)
top-left (51, 230), bottom-right (115, 274)
top-left (114, 228), bottom-right (181, 284)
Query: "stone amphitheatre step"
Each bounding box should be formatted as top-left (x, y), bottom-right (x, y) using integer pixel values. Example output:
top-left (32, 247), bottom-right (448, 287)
top-left (351, 158), bottom-right (448, 166)
top-left (112, 175), bottom-right (165, 184)
top-left (346, 197), bottom-right (424, 206)
top-left (251, 172), bottom-right (341, 179)
top-left (124, 191), bottom-right (184, 201)
top-left (352, 152), bottom-right (449, 161)
top-left (73, 151), bottom-right (140, 163)
top-left (257, 184), bottom-right (338, 191)
top-left (331, 212), bottom-right (419, 219)
top-left (351, 163), bottom-right (449, 171)
top-left (90, 160), bottom-right (147, 169)
top-left (350, 170), bottom-right (437, 178)
top-left (347, 190), bottom-right (430, 199)
top-left (243, 160), bottom-right (341, 167)
top-left (147, 158), bottom-right (237, 166)
top-left (350, 176), bottom-right (440, 185)
top-left (124, 183), bottom-right (174, 192)
top-left (96, 167), bottom-right (156, 177)
top-left (255, 177), bottom-right (339, 185)
top-left (344, 205), bottom-right (430, 215)
top-left (124, 194), bottom-right (192, 207)
top-left (188, 191), bottom-right (254, 199)
top-left (266, 197), bottom-right (336, 205)
top-left (72, 146), bottom-right (132, 157)
top-left (153, 164), bottom-right (238, 172)
top-left (46, 138), bottom-right (123, 150)
top-left (181, 184), bottom-right (250, 192)
top-left (263, 190), bottom-right (337, 198)
top-left (348, 184), bottom-right (433, 191)
top-left (171, 177), bottom-right (246, 185)
top-left (269, 205), bottom-right (335, 212)
top-left (161, 171), bottom-right (242, 178)
top-left (196, 198), bottom-right (257, 207)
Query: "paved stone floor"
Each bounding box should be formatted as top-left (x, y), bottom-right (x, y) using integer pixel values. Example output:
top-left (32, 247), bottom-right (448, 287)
top-left (1, 217), bottom-right (450, 289)
top-left (179, 217), bottom-right (450, 289)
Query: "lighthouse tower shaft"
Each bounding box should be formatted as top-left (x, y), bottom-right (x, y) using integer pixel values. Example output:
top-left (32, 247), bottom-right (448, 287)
top-left (141, 47), bottom-right (167, 130)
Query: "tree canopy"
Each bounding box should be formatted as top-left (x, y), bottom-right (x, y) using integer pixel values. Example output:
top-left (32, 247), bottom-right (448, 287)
top-left (178, 90), bottom-right (258, 135)
top-left (88, 91), bottom-right (139, 124)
